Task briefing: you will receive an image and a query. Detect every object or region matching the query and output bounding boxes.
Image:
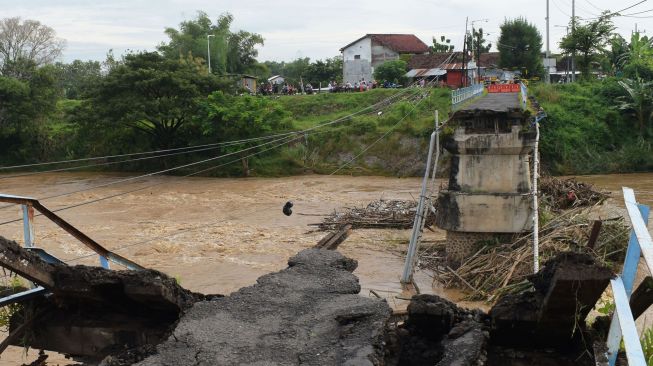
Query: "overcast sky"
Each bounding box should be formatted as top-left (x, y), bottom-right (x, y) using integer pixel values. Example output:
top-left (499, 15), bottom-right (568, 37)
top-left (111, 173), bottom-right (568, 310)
top-left (1, 0), bottom-right (651, 63)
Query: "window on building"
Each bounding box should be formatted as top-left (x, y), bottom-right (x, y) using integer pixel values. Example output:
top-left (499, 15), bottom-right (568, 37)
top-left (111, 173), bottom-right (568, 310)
top-left (354, 55), bottom-right (361, 60)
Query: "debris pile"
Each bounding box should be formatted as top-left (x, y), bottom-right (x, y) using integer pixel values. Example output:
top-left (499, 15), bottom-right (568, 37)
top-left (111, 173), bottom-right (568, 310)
top-left (317, 199), bottom-right (436, 231)
top-left (540, 176), bottom-right (610, 210)
top-left (420, 204), bottom-right (629, 301)
top-left (389, 252), bottom-right (613, 366)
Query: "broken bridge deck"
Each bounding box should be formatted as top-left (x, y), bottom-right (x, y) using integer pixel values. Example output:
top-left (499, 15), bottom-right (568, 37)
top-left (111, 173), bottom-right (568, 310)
top-left (459, 92), bottom-right (521, 113)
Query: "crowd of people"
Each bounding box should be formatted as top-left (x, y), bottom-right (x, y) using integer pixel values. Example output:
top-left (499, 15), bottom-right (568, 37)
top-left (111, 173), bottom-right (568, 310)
top-left (254, 78), bottom-right (411, 96)
top-left (327, 79), bottom-right (380, 93)
top-left (257, 83), bottom-right (303, 95)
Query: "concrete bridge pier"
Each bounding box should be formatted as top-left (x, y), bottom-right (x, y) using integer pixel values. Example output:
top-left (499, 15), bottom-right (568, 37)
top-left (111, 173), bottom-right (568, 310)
top-left (436, 93), bottom-right (537, 264)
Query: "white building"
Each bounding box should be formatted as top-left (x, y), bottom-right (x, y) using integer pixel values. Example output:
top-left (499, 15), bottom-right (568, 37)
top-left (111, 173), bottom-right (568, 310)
top-left (340, 34), bottom-right (429, 85)
top-left (268, 75), bottom-right (285, 85)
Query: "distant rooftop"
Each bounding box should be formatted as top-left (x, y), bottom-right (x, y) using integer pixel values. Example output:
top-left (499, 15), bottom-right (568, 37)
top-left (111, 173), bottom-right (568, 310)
top-left (340, 34), bottom-right (429, 54)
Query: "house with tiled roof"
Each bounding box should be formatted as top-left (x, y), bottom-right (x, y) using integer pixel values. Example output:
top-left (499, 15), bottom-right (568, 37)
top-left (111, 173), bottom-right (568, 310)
top-left (340, 34), bottom-right (429, 84)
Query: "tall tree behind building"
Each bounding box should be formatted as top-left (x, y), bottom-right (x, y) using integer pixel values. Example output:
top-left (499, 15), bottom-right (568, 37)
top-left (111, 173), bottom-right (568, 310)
top-left (559, 13), bottom-right (614, 80)
top-left (158, 11), bottom-right (264, 75)
top-left (497, 18), bottom-right (543, 78)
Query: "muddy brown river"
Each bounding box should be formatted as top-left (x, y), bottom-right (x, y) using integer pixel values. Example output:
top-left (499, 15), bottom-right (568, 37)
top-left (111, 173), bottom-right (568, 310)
top-left (0, 172), bottom-right (651, 364)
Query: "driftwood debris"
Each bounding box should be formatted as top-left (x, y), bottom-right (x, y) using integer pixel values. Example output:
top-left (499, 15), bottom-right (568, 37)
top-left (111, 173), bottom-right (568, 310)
top-left (540, 176), bottom-right (610, 210)
top-left (315, 224), bottom-right (352, 250)
top-left (420, 205), bottom-right (629, 301)
top-left (315, 199), bottom-right (436, 231)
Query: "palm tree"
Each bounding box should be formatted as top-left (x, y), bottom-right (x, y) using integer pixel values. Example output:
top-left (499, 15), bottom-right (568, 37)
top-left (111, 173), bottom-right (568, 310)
top-left (618, 77), bottom-right (653, 136)
top-left (618, 32), bottom-right (653, 78)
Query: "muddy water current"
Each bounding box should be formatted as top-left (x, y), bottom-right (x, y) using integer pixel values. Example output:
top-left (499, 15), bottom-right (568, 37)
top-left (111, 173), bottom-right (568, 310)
top-left (0, 172), bottom-right (651, 364)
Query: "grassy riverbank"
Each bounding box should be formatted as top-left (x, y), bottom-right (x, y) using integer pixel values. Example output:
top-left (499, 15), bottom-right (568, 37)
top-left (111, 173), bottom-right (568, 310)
top-left (532, 81), bottom-right (653, 175)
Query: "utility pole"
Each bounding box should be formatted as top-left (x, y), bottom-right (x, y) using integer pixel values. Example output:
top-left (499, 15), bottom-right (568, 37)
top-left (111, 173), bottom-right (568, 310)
top-left (469, 19), bottom-right (488, 85)
top-left (571, 0), bottom-right (576, 82)
top-left (546, 0), bottom-right (551, 83)
top-left (207, 34), bottom-right (215, 74)
top-left (461, 17), bottom-right (469, 87)
top-left (555, 25), bottom-right (570, 82)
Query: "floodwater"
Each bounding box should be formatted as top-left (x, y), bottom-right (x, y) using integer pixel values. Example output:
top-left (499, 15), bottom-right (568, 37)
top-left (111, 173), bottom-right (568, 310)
top-left (0, 172), bottom-right (651, 364)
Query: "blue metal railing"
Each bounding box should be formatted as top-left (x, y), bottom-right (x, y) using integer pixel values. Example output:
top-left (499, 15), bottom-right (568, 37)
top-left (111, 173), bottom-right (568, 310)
top-left (451, 83), bottom-right (484, 110)
top-left (605, 187), bottom-right (652, 365)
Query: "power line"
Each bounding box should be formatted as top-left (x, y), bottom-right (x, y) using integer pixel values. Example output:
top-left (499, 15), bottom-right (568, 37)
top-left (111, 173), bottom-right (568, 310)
top-left (0, 134), bottom-right (299, 211)
top-left (584, 0), bottom-right (604, 11)
top-left (615, 0), bottom-right (648, 14)
top-left (64, 90), bottom-right (449, 266)
top-left (329, 53), bottom-right (456, 175)
top-left (0, 87), bottom-right (422, 207)
top-left (0, 85), bottom-right (427, 217)
top-left (622, 7), bottom-right (653, 15)
top-left (0, 67), bottom-right (457, 271)
top-left (0, 143), bottom-right (238, 180)
top-left (0, 58), bottom-right (451, 228)
top-left (552, 0), bottom-right (573, 17)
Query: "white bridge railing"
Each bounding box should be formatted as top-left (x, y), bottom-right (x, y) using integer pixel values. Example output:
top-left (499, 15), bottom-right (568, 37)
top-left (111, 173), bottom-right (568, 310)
top-left (605, 187), bottom-right (651, 366)
top-left (520, 82), bottom-right (528, 110)
top-left (451, 83), bottom-right (484, 110)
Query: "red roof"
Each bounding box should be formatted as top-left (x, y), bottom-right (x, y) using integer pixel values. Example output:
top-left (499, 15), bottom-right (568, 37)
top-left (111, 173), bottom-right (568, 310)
top-left (341, 34), bottom-right (429, 54)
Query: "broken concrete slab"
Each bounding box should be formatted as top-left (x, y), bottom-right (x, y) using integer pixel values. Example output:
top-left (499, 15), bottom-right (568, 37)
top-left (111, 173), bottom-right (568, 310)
top-left (0, 236), bottom-right (202, 361)
top-left (490, 252), bottom-right (612, 348)
top-left (436, 320), bottom-right (488, 366)
top-left (387, 294), bottom-right (489, 366)
top-left (131, 249), bottom-right (392, 366)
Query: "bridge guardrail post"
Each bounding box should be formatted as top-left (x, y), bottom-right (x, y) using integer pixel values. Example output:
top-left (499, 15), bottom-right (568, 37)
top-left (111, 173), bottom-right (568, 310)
top-left (21, 204), bottom-right (34, 248)
top-left (606, 188), bottom-right (651, 366)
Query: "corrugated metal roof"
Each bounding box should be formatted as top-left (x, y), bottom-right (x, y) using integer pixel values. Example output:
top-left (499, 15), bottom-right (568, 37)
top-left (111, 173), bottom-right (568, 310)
top-left (405, 68), bottom-right (446, 78)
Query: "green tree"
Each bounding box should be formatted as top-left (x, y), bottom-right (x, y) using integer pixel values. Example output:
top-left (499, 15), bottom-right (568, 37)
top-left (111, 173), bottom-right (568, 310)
top-left (303, 56), bottom-right (343, 85)
top-left (430, 35), bottom-right (454, 53)
top-left (618, 77), bottom-right (653, 136)
top-left (498, 17), bottom-right (544, 78)
top-left (603, 34), bottom-right (628, 76)
top-left (620, 32), bottom-right (653, 80)
top-left (202, 91), bottom-right (290, 176)
top-left (465, 28), bottom-right (492, 54)
top-left (374, 60), bottom-right (407, 84)
top-left (54, 60), bottom-right (102, 99)
top-left (158, 11), bottom-right (263, 75)
top-left (560, 14), bottom-right (614, 80)
top-left (0, 64), bottom-right (58, 163)
top-left (79, 51), bottom-right (232, 149)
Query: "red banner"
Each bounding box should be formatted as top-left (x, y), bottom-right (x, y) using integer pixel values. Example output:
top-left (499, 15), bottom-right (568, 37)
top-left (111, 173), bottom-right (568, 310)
top-left (487, 84), bottom-right (520, 93)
